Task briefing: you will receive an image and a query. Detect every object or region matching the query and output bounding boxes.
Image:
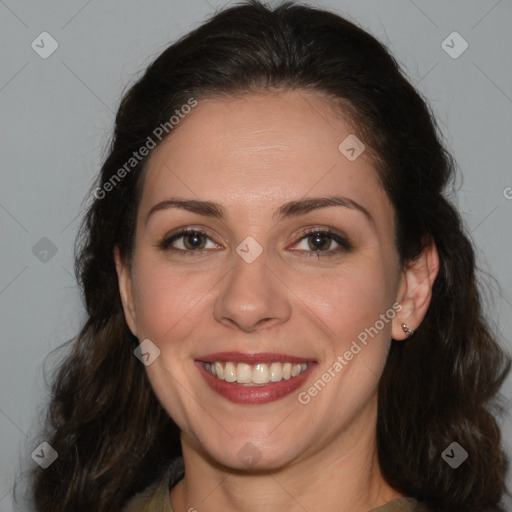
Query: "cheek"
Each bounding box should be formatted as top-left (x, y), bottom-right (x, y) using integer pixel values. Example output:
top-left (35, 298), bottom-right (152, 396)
top-left (288, 258), bottom-right (396, 343)
top-left (132, 259), bottom-right (215, 349)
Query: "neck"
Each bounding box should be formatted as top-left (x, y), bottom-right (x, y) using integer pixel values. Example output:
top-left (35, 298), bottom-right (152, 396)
top-left (170, 397), bottom-right (403, 512)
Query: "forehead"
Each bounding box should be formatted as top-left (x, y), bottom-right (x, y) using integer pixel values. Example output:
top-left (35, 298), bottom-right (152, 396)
top-left (138, 90), bottom-right (390, 225)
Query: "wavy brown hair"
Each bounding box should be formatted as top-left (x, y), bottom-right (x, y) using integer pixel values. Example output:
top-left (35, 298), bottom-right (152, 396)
top-left (30, 1), bottom-right (511, 511)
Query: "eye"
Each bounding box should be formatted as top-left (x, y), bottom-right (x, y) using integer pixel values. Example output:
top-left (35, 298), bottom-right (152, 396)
top-left (157, 227), bottom-right (352, 258)
top-left (158, 229), bottom-right (221, 253)
top-left (290, 229), bottom-right (352, 257)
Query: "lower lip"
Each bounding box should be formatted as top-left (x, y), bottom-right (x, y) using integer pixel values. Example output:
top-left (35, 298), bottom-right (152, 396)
top-left (196, 362), bottom-right (315, 405)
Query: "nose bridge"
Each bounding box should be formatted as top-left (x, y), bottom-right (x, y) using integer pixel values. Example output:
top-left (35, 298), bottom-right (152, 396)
top-left (213, 246), bottom-right (291, 332)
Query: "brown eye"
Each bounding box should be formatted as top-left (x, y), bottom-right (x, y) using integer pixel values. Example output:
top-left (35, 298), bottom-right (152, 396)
top-left (291, 229), bottom-right (353, 257)
top-left (158, 229), bottom-right (220, 253)
top-left (182, 231), bottom-right (207, 250)
top-left (307, 232), bottom-right (333, 251)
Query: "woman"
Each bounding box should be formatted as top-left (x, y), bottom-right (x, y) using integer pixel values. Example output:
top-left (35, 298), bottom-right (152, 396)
top-left (31, 1), bottom-right (511, 511)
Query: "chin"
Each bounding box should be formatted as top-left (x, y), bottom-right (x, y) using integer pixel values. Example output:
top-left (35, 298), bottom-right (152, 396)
top-left (200, 438), bottom-right (301, 474)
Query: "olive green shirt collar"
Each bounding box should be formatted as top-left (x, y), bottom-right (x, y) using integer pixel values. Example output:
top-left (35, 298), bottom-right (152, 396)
top-left (123, 462), bottom-right (428, 512)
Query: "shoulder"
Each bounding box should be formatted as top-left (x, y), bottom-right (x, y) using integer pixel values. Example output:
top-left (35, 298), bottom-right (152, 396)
top-left (122, 481), bottom-right (162, 512)
top-left (122, 458), bottom-right (184, 512)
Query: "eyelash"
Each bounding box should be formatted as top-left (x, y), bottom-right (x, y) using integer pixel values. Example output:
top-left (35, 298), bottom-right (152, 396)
top-left (157, 227), bottom-right (352, 259)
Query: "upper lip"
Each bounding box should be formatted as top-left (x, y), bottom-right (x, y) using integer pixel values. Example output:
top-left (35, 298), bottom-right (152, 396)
top-left (197, 352), bottom-right (314, 364)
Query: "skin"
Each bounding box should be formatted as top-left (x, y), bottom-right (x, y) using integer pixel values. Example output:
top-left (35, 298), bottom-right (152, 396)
top-left (115, 89), bottom-right (439, 512)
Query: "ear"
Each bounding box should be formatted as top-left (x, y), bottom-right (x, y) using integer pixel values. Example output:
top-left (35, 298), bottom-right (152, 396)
top-left (392, 237), bottom-right (440, 340)
top-left (114, 246), bottom-right (138, 337)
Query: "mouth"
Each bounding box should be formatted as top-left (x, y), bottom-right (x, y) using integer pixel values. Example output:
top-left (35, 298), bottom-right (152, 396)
top-left (204, 361), bottom-right (309, 385)
top-left (196, 352), bottom-right (316, 404)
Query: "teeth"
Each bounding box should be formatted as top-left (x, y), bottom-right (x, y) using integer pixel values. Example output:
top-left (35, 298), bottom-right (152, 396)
top-left (224, 362), bottom-right (237, 382)
top-left (236, 363), bottom-right (252, 384)
top-left (214, 362), bottom-right (224, 379)
top-left (283, 362), bottom-right (292, 380)
top-left (204, 361), bottom-right (309, 385)
top-left (253, 363), bottom-right (269, 384)
top-left (269, 362), bottom-right (283, 382)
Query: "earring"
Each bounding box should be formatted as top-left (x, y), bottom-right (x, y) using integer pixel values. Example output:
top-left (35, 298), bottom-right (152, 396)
top-left (402, 323), bottom-right (415, 337)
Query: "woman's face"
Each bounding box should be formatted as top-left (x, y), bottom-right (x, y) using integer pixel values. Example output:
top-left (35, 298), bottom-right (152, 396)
top-left (116, 89), bottom-right (415, 470)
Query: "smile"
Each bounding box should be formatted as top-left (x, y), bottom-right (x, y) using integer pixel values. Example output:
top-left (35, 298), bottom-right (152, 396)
top-left (204, 361), bottom-right (309, 385)
top-left (196, 352), bottom-right (316, 404)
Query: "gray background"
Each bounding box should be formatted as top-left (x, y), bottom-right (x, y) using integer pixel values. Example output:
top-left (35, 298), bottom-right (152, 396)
top-left (1, 0), bottom-right (511, 509)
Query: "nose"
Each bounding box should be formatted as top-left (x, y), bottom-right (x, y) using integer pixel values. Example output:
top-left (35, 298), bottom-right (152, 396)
top-left (213, 251), bottom-right (292, 333)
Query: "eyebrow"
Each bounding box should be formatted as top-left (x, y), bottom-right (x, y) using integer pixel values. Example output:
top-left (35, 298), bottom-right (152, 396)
top-left (145, 196), bottom-right (374, 227)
